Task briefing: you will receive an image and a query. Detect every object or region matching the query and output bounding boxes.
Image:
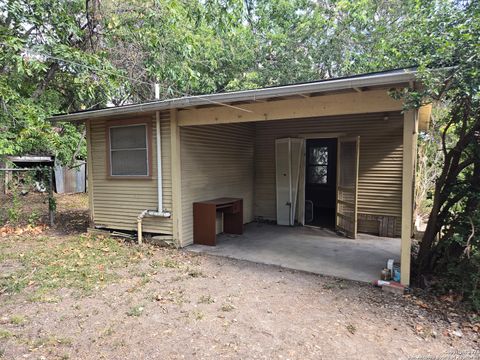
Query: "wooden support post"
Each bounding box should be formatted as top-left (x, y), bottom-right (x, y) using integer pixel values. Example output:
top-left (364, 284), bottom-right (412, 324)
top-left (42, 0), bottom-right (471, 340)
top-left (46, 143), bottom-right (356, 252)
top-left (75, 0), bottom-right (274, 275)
top-left (170, 109), bottom-right (183, 247)
top-left (86, 120), bottom-right (95, 227)
top-left (4, 170), bottom-right (11, 194)
top-left (401, 110), bottom-right (418, 286)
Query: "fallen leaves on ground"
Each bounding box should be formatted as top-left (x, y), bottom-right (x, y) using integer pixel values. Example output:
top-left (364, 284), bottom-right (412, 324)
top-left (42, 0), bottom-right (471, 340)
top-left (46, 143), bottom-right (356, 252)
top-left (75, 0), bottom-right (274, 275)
top-left (0, 224), bottom-right (48, 237)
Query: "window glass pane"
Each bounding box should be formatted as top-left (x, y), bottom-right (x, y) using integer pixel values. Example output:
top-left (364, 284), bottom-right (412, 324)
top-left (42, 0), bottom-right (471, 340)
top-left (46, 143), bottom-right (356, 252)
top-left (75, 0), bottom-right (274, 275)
top-left (111, 149), bottom-right (148, 176)
top-left (309, 146), bottom-right (328, 165)
top-left (110, 125), bottom-right (146, 150)
top-left (308, 165), bottom-right (328, 184)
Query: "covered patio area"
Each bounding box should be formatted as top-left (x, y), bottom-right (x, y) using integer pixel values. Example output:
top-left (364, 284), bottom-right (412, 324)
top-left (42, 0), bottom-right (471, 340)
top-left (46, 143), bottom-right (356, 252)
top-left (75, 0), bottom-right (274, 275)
top-left (187, 222), bottom-right (400, 283)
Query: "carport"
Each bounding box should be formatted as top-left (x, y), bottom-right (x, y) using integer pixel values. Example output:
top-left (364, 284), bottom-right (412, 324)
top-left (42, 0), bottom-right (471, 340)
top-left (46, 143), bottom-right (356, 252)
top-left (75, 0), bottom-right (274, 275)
top-left (171, 70), bottom-right (431, 286)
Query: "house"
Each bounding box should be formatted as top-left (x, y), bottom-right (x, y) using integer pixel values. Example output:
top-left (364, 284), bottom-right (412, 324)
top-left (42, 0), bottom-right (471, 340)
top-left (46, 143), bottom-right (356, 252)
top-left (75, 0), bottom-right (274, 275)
top-left (52, 68), bottom-right (432, 286)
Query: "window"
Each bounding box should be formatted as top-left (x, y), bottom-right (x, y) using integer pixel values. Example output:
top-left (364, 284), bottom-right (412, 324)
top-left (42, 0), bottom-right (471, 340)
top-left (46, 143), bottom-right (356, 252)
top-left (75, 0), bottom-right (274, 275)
top-left (108, 123), bottom-right (150, 177)
top-left (307, 146), bottom-right (328, 184)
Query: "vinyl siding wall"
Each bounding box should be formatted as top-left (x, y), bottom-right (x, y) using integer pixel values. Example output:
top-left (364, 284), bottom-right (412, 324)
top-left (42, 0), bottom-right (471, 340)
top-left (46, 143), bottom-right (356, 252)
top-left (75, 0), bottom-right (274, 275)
top-left (254, 112), bottom-right (404, 237)
top-left (180, 123), bottom-right (255, 246)
top-left (89, 111), bottom-right (173, 234)
top-left (88, 110), bottom-right (403, 241)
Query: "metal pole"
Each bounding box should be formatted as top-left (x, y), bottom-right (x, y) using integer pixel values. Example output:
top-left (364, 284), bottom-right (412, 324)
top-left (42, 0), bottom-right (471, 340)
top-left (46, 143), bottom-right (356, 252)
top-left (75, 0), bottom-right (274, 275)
top-left (48, 168), bottom-right (55, 227)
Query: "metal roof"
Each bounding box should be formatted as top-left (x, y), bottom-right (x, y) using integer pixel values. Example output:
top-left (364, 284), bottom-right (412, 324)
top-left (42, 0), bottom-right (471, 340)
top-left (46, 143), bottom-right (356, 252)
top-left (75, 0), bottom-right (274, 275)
top-left (7, 156), bottom-right (53, 163)
top-left (51, 68), bottom-right (417, 122)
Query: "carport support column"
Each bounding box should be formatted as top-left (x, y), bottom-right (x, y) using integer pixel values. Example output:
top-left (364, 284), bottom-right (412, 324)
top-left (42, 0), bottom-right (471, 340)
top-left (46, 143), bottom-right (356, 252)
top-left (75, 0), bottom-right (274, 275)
top-left (86, 119), bottom-right (95, 227)
top-left (401, 110), bottom-right (418, 286)
top-left (170, 109), bottom-right (183, 247)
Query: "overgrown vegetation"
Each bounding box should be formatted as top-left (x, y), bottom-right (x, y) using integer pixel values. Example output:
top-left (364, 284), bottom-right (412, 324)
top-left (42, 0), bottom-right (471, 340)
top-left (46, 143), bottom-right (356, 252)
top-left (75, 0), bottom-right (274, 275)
top-left (0, 168), bottom-right (54, 228)
top-left (1, 0), bottom-right (479, 308)
top-left (397, 2), bottom-right (480, 310)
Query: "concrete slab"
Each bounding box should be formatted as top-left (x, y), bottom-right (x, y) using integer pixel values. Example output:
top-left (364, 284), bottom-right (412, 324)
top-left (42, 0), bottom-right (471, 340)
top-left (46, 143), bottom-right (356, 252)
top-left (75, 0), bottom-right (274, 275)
top-left (187, 222), bottom-right (401, 283)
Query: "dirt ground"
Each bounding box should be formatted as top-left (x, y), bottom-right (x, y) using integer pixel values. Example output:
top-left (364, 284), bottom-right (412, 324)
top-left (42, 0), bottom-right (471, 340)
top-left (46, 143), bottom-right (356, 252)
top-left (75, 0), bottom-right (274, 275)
top-left (0, 194), bottom-right (479, 359)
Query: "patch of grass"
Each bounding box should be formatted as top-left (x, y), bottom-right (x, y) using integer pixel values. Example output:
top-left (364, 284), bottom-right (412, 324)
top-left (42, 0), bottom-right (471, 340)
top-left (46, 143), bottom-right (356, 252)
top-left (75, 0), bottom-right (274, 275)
top-left (162, 258), bottom-right (181, 269)
top-left (27, 289), bottom-right (60, 303)
top-left (346, 324), bottom-right (357, 335)
top-left (30, 336), bottom-right (73, 349)
top-left (220, 303), bottom-right (235, 312)
top-left (9, 315), bottom-right (26, 325)
top-left (323, 280), bottom-right (346, 290)
top-left (168, 289), bottom-right (189, 305)
top-left (100, 325), bottom-right (115, 338)
top-left (0, 329), bottom-right (13, 339)
top-left (112, 339), bottom-right (126, 348)
top-left (192, 310), bottom-right (204, 320)
top-left (126, 305), bottom-right (144, 317)
top-left (198, 294), bottom-right (215, 304)
top-left (0, 234), bottom-right (149, 298)
top-left (0, 242), bottom-right (14, 262)
top-left (149, 260), bottom-right (161, 269)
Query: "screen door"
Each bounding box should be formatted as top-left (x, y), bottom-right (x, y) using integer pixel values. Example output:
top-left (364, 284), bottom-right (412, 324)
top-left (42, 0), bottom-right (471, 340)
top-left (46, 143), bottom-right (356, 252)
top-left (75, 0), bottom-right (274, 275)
top-left (336, 136), bottom-right (360, 238)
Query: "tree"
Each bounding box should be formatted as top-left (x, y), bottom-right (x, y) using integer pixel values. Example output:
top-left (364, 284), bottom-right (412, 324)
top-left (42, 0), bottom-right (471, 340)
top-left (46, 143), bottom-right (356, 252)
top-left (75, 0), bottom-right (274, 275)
top-left (387, 1), bottom-right (480, 307)
top-left (0, 0), bottom-right (121, 163)
top-left (100, 0), bottom-right (255, 103)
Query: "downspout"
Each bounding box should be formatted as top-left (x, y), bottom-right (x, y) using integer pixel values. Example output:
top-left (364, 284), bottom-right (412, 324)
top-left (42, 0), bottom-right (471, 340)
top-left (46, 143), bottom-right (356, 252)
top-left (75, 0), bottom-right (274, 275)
top-left (137, 108), bottom-right (171, 244)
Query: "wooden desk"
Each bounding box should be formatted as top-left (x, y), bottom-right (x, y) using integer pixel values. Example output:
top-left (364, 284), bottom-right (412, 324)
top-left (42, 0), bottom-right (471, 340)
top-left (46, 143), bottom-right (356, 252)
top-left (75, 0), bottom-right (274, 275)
top-left (193, 197), bottom-right (243, 246)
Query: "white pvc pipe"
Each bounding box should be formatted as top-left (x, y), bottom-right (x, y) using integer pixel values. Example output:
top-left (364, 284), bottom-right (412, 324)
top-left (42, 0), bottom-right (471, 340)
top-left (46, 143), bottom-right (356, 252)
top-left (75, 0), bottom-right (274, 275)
top-left (136, 111), bottom-right (171, 244)
top-left (156, 110), bottom-right (163, 212)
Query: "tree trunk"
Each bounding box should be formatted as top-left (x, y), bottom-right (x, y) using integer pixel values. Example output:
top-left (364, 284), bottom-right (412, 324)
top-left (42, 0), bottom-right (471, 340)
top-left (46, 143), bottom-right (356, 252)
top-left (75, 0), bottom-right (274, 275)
top-left (31, 62), bottom-right (59, 100)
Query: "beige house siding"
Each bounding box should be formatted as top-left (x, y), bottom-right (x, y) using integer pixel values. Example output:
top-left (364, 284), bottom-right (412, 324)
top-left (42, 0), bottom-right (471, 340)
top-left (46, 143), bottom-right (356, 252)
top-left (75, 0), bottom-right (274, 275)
top-left (88, 108), bottom-right (403, 241)
top-left (180, 123), bottom-right (255, 247)
top-left (253, 112), bottom-right (404, 237)
top-left (89, 111), bottom-right (173, 234)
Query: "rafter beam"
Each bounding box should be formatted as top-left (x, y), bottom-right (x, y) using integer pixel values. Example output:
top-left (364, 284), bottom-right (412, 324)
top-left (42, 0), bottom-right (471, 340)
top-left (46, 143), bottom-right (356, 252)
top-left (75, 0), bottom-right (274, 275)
top-left (177, 89), bottom-right (404, 127)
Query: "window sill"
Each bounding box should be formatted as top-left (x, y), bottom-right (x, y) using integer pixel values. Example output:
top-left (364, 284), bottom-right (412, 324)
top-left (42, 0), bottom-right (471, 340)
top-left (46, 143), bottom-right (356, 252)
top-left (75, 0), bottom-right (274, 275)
top-left (106, 175), bottom-right (152, 180)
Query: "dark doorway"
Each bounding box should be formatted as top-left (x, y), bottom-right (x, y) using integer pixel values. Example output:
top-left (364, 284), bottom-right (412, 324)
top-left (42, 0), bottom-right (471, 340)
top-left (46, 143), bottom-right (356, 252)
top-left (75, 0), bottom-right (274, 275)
top-left (305, 138), bottom-right (337, 228)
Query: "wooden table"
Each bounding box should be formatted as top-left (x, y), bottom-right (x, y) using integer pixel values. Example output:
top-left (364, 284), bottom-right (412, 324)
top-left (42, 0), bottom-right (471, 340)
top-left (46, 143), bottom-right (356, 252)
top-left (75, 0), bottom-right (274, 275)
top-left (193, 197), bottom-right (243, 246)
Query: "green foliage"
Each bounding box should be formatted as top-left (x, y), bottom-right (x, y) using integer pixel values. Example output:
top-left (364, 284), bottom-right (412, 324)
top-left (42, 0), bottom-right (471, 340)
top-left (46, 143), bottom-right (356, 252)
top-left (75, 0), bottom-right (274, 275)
top-left (0, 0), bottom-right (457, 160)
top-left (398, 1), bottom-right (480, 310)
top-left (1, 168), bottom-right (54, 227)
top-left (27, 210), bottom-right (40, 227)
top-left (102, 0), bottom-right (256, 102)
top-left (0, 0), bottom-right (121, 163)
top-left (7, 190), bottom-right (21, 224)
top-left (441, 210), bottom-right (480, 310)
top-left (126, 305), bottom-right (144, 317)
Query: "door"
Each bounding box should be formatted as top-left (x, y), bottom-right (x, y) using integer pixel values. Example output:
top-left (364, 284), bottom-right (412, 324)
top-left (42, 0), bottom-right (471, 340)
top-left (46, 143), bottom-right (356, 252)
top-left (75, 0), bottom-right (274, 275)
top-left (275, 138), bottom-right (304, 226)
top-left (304, 138), bottom-right (337, 228)
top-left (336, 136), bottom-right (360, 238)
